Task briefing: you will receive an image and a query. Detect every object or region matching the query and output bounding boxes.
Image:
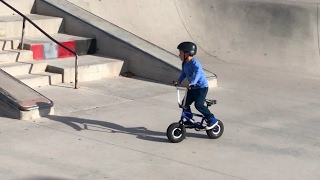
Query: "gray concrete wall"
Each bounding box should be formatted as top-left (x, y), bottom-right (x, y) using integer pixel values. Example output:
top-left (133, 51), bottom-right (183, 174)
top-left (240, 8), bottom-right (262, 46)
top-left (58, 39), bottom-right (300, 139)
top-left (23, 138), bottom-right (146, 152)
top-left (34, 0), bottom-right (217, 85)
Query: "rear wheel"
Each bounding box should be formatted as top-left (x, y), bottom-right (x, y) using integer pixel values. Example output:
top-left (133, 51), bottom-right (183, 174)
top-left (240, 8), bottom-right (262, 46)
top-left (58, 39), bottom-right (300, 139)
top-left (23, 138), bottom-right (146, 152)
top-left (166, 122), bottom-right (186, 143)
top-left (206, 119), bottom-right (224, 139)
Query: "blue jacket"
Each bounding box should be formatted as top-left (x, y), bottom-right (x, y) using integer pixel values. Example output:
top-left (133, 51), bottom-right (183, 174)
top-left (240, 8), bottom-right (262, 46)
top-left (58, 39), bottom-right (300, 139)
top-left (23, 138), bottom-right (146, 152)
top-left (178, 58), bottom-right (208, 89)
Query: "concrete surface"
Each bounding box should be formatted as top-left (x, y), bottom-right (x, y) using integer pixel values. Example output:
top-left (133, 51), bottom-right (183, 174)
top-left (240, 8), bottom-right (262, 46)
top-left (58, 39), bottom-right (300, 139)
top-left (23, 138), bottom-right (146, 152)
top-left (1, 0), bottom-right (320, 179)
top-left (0, 73), bottom-right (320, 180)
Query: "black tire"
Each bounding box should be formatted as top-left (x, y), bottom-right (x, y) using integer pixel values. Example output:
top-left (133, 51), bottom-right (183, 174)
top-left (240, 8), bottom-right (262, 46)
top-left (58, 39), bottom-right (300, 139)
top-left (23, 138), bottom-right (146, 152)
top-left (166, 122), bottom-right (186, 143)
top-left (206, 119), bottom-right (224, 139)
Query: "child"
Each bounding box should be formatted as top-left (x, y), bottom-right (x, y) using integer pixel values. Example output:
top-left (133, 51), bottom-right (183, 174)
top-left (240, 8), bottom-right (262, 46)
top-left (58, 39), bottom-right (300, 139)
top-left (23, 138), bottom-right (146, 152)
top-left (173, 41), bottom-right (218, 130)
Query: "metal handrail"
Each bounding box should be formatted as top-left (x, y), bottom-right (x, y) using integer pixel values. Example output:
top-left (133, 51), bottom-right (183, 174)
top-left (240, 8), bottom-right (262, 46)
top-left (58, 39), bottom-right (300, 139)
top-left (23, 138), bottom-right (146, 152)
top-left (0, 0), bottom-right (79, 89)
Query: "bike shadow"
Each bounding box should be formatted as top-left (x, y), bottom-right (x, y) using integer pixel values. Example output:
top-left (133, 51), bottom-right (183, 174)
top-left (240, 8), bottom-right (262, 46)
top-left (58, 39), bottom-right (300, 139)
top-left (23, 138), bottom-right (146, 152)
top-left (46, 115), bottom-right (208, 143)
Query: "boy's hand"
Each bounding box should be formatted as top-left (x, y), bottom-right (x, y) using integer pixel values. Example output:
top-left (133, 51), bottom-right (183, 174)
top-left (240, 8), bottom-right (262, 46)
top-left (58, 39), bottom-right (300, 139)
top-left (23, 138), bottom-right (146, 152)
top-left (173, 81), bottom-right (180, 86)
top-left (187, 84), bottom-right (194, 90)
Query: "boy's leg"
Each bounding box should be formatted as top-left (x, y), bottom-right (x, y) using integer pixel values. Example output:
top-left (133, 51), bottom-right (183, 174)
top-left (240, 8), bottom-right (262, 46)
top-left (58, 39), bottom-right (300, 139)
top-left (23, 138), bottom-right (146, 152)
top-left (193, 87), bottom-right (218, 130)
top-left (182, 90), bottom-right (194, 119)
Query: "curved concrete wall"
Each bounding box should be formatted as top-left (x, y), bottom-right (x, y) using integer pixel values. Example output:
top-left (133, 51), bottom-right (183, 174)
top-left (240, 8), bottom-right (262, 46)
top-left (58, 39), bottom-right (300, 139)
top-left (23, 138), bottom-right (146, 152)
top-left (179, 0), bottom-right (319, 74)
top-left (66, 0), bottom-right (320, 75)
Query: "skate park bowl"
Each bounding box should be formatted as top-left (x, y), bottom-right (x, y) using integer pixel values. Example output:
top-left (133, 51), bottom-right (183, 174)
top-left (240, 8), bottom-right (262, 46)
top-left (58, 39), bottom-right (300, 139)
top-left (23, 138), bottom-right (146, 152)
top-left (1, 0), bottom-right (320, 179)
top-left (1, 0), bottom-right (320, 120)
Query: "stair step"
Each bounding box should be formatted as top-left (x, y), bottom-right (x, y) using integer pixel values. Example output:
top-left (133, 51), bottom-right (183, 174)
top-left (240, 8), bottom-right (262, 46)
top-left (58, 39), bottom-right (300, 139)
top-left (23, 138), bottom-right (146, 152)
top-left (21, 33), bottom-right (93, 60)
top-left (0, 29), bottom-right (5, 38)
top-left (16, 72), bottom-right (62, 88)
top-left (0, 61), bottom-right (48, 76)
top-left (0, 14), bottom-right (63, 38)
top-left (46, 55), bottom-right (125, 83)
top-left (0, 38), bottom-right (20, 50)
top-left (0, 50), bottom-right (33, 62)
top-left (0, 0), bottom-right (34, 16)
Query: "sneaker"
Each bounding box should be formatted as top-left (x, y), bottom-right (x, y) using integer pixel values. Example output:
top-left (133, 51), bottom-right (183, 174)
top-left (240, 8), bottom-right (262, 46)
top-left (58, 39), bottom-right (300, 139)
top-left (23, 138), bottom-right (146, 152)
top-left (205, 120), bottom-right (218, 130)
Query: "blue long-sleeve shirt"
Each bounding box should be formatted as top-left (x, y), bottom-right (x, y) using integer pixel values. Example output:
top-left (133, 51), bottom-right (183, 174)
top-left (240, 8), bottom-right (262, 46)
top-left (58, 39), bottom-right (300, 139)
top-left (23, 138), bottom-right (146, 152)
top-left (178, 58), bottom-right (208, 89)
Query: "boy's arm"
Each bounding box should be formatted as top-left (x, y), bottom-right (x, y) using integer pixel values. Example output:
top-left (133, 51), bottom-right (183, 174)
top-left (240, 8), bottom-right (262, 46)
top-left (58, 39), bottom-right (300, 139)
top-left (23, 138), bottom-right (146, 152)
top-left (177, 71), bottom-right (186, 83)
top-left (177, 62), bottom-right (186, 83)
top-left (189, 63), bottom-right (201, 85)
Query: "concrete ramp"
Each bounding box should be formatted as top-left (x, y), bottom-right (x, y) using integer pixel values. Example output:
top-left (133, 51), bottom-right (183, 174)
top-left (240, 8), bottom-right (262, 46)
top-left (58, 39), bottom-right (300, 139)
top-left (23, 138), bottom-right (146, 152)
top-left (66, 0), bottom-right (320, 76)
top-left (0, 69), bottom-right (54, 120)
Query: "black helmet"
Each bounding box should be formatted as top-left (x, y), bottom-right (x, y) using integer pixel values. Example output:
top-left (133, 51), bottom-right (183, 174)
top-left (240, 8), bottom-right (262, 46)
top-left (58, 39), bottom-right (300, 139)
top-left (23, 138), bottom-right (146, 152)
top-left (177, 42), bottom-right (197, 56)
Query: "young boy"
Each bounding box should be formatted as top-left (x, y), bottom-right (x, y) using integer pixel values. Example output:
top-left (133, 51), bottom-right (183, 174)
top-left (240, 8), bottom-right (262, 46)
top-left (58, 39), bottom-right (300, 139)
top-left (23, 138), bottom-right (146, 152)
top-left (174, 41), bottom-right (218, 130)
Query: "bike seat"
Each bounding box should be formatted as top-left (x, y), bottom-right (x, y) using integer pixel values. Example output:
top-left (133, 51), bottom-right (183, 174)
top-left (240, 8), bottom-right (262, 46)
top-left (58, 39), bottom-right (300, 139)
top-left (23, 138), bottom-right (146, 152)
top-left (205, 99), bottom-right (217, 106)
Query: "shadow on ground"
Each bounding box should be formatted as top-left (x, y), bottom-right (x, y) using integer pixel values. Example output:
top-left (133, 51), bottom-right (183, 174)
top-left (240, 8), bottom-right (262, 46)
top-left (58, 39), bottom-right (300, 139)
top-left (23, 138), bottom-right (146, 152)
top-left (46, 115), bottom-right (208, 143)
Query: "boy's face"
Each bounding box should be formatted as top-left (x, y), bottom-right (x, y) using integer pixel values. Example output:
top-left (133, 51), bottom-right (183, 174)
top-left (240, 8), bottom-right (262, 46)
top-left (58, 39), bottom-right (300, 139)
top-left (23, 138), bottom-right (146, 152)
top-left (179, 50), bottom-right (188, 61)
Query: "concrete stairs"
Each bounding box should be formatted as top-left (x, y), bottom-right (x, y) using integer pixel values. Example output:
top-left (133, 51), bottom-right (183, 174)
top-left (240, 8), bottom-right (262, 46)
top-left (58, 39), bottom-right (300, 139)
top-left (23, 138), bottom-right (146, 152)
top-left (0, 5), bottom-right (126, 120)
top-left (0, 13), bottom-right (125, 89)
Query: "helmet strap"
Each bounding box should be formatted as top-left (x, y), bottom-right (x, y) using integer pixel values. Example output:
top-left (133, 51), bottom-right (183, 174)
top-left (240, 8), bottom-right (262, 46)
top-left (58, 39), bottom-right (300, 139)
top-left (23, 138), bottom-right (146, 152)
top-left (183, 52), bottom-right (189, 62)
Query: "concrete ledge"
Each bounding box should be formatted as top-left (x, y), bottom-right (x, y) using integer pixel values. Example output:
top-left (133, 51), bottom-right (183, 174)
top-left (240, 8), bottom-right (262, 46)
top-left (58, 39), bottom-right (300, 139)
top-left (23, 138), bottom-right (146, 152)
top-left (46, 55), bottom-right (125, 83)
top-left (20, 105), bottom-right (54, 120)
top-left (35, 0), bottom-right (218, 87)
top-left (0, 68), bottom-right (55, 119)
top-left (0, 98), bottom-right (54, 120)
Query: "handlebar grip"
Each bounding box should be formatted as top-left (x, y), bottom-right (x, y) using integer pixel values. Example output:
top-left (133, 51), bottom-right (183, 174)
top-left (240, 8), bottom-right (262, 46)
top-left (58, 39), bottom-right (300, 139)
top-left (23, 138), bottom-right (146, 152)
top-left (173, 81), bottom-right (178, 87)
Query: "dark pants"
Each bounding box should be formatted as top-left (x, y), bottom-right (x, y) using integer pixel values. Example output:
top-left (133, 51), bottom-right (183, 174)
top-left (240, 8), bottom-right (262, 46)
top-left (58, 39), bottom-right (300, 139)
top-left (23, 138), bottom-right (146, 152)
top-left (183, 87), bottom-right (215, 121)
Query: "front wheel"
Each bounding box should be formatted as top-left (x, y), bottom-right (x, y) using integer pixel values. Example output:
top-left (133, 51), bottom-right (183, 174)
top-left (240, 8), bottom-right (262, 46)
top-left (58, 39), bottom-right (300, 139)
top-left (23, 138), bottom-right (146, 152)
top-left (166, 122), bottom-right (186, 143)
top-left (206, 119), bottom-right (224, 139)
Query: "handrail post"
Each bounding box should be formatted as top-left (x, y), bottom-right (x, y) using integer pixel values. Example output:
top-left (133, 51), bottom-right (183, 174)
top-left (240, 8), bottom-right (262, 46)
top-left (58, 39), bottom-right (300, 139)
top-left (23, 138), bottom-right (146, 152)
top-left (19, 18), bottom-right (26, 50)
top-left (75, 55), bottom-right (79, 89)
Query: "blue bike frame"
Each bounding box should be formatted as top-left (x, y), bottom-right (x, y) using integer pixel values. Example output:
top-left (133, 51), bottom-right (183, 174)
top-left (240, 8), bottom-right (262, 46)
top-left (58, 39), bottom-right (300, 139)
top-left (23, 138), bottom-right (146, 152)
top-left (181, 109), bottom-right (208, 129)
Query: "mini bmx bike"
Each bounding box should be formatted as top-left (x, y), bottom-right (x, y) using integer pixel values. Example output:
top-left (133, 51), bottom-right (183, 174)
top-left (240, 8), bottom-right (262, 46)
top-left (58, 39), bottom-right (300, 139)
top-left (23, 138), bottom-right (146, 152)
top-left (166, 86), bottom-right (224, 143)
